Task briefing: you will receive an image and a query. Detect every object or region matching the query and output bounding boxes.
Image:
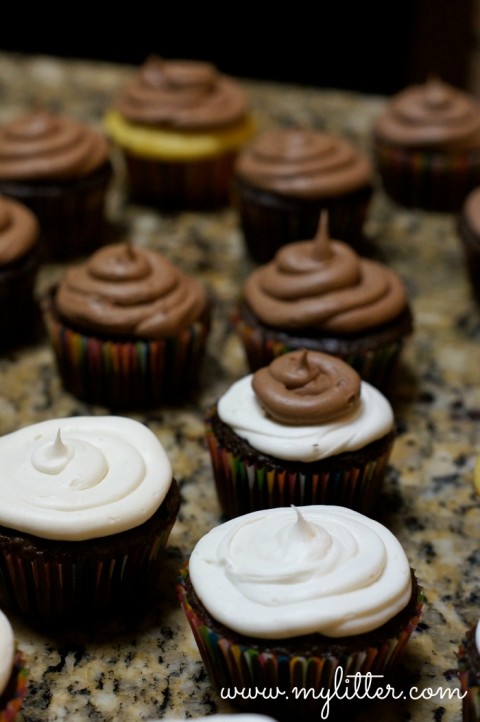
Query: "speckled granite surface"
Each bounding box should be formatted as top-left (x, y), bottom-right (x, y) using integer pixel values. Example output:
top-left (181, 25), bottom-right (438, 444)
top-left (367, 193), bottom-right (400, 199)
top-left (0, 52), bottom-right (479, 721)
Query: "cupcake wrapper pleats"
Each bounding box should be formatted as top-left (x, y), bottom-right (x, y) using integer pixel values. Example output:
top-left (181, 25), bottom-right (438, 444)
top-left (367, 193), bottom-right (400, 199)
top-left (0, 162), bottom-right (113, 260)
top-left (235, 178), bottom-right (372, 263)
top-left (42, 294), bottom-right (210, 409)
top-left (0, 525), bottom-right (173, 621)
top-left (124, 152), bottom-right (238, 210)
top-left (232, 311), bottom-right (404, 392)
top-left (178, 569), bottom-right (423, 720)
top-left (205, 413), bottom-right (394, 517)
top-left (374, 141), bottom-right (480, 212)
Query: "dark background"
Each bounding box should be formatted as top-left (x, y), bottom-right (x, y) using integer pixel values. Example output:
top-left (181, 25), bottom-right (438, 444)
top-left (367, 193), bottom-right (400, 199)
top-left (0, 1), bottom-right (475, 96)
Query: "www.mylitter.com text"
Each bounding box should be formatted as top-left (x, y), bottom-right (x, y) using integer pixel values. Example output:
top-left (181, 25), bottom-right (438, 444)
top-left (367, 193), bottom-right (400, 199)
top-left (220, 669), bottom-right (466, 720)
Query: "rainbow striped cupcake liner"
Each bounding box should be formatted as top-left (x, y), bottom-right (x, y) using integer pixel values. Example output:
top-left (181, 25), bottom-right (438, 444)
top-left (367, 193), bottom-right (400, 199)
top-left (204, 409), bottom-right (394, 518)
top-left (235, 179), bottom-right (372, 263)
top-left (0, 162), bottom-right (112, 260)
top-left (0, 523), bottom-right (175, 622)
top-left (124, 151), bottom-right (238, 210)
top-left (374, 141), bottom-right (480, 212)
top-left (0, 651), bottom-right (27, 722)
top-left (178, 567), bottom-right (423, 720)
top-left (42, 293), bottom-right (211, 409)
top-left (231, 307), bottom-right (405, 394)
top-left (458, 630), bottom-right (480, 721)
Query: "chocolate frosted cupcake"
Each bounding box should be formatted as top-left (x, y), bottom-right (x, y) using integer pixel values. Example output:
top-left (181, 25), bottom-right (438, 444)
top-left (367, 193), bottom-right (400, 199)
top-left (373, 77), bottom-right (480, 212)
top-left (0, 195), bottom-right (40, 349)
top-left (234, 127), bottom-right (373, 262)
top-left (0, 109), bottom-right (112, 260)
top-left (178, 505), bottom-right (423, 721)
top-left (232, 213), bottom-right (413, 391)
top-left (205, 349), bottom-right (396, 517)
top-left (105, 55), bottom-right (256, 210)
top-left (458, 619), bottom-right (480, 721)
top-left (41, 241), bottom-right (211, 409)
top-left (0, 415), bottom-right (180, 623)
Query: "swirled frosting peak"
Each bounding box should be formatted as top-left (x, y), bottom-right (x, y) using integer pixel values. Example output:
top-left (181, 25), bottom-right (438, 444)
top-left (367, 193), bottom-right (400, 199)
top-left (243, 214), bottom-right (408, 333)
top-left (236, 127), bottom-right (372, 197)
top-left (217, 354), bottom-right (393, 462)
top-left (374, 76), bottom-right (480, 149)
top-left (55, 241), bottom-right (208, 337)
top-left (189, 505), bottom-right (412, 638)
top-left (114, 55), bottom-right (250, 131)
top-left (0, 194), bottom-right (38, 265)
top-left (0, 109), bottom-right (110, 181)
top-left (0, 416), bottom-right (172, 540)
top-left (252, 349), bottom-right (360, 425)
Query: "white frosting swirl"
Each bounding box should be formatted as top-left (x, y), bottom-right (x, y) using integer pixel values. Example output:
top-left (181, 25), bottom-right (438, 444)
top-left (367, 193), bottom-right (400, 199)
top-left (217, 375), bottom-right (394, 461)
top-left (189, 505), bottom-right (412, 639)
top-left (0, 416), bottom-right (172, 541)
top-left (0, 610), bottom-right (14, 696)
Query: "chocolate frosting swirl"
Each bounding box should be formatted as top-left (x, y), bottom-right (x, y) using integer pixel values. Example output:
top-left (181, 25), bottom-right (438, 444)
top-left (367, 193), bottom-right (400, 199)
top-left (0, 110), bottom-right (110, 181)
top-left (55, 242), bottom-right (208, 338)
top-left (374, 77), bottom-right (480, 149)
top-left (252, 349), bottom-right (361, 425)
top-left (114, 55), bottom-right (250, 131)
top-left (236, 128), bottom-right (372, 198)
top-left (244, 213), bottom-right (408, 334)
top-left (0, 194), bottom-right (38, 264)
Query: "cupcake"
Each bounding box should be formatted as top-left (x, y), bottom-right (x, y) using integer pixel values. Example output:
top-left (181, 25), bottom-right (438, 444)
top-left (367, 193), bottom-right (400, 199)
top-left (234, 127), bottom-right (374, 262)
top-left (458, 619), bottom-right (480, 720)
top-left (373, 76), bottom-right (480, 212)
top-left (0, 109), bottom-right (113, 260)
top-left (0, 415), bottom-right (180, 623)
top-left (457, 187), bottom-right (480, 305)
top-left (0, 609), bottom-right (27, 721)
top-left (178, 505), bottom-right (423, 721)
top-left (205, 348), bottom-right (395, 518)
top-left (0, 195), bottom-right (40, 350)
top-left (41, 241), bottom-right (211, 409)
top-left (104, 54), bottom-right (256, 210)
top-left (232, 212), bottom-right (413, 391)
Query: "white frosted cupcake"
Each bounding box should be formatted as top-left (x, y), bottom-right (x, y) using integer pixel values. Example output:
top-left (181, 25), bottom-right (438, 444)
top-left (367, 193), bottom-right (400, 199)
top-left (0, 609), bottom-right (27, 721)
top-left (178, 505), bottom-right (423, 720)
top-left (0, 415), bottom-right (180, 624)
top-left (205, 349), bottom-right (396, 517)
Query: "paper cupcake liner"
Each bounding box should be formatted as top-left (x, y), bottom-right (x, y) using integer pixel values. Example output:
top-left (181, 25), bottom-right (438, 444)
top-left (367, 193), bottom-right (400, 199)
top-left (231, 305), bottom-right (406, 393)
top-left (0, 513), bottom-right (176, 622)
top-left (178, 567), bottom-right (423, 720)
top-left (374, 141), bottom-right (480, 212)
top-left (234, 178), bottom-right (372, 263)
top-left (0, 250), bottom-right (40, 349)
top-left (123, 151), bottom-right (238, 210)
top-left (41, 293), bottom-right (211, 409)
top-left (458, 630), bottom-right (480, 722)
top-left (0, 652), bottom-right (27, 722)
top-left (204, 409), bottom-right (394, 518)
top-left (0, 162), bottom-right (113, 260)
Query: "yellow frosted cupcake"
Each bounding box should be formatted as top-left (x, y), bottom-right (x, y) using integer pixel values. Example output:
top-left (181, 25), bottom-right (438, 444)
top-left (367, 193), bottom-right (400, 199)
top-left (105, 55), bottom-right (256, 210)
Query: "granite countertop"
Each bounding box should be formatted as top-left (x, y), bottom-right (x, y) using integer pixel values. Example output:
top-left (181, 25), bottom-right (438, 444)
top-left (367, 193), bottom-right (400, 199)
top-left (0, 52), bottom-right (479, 722)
